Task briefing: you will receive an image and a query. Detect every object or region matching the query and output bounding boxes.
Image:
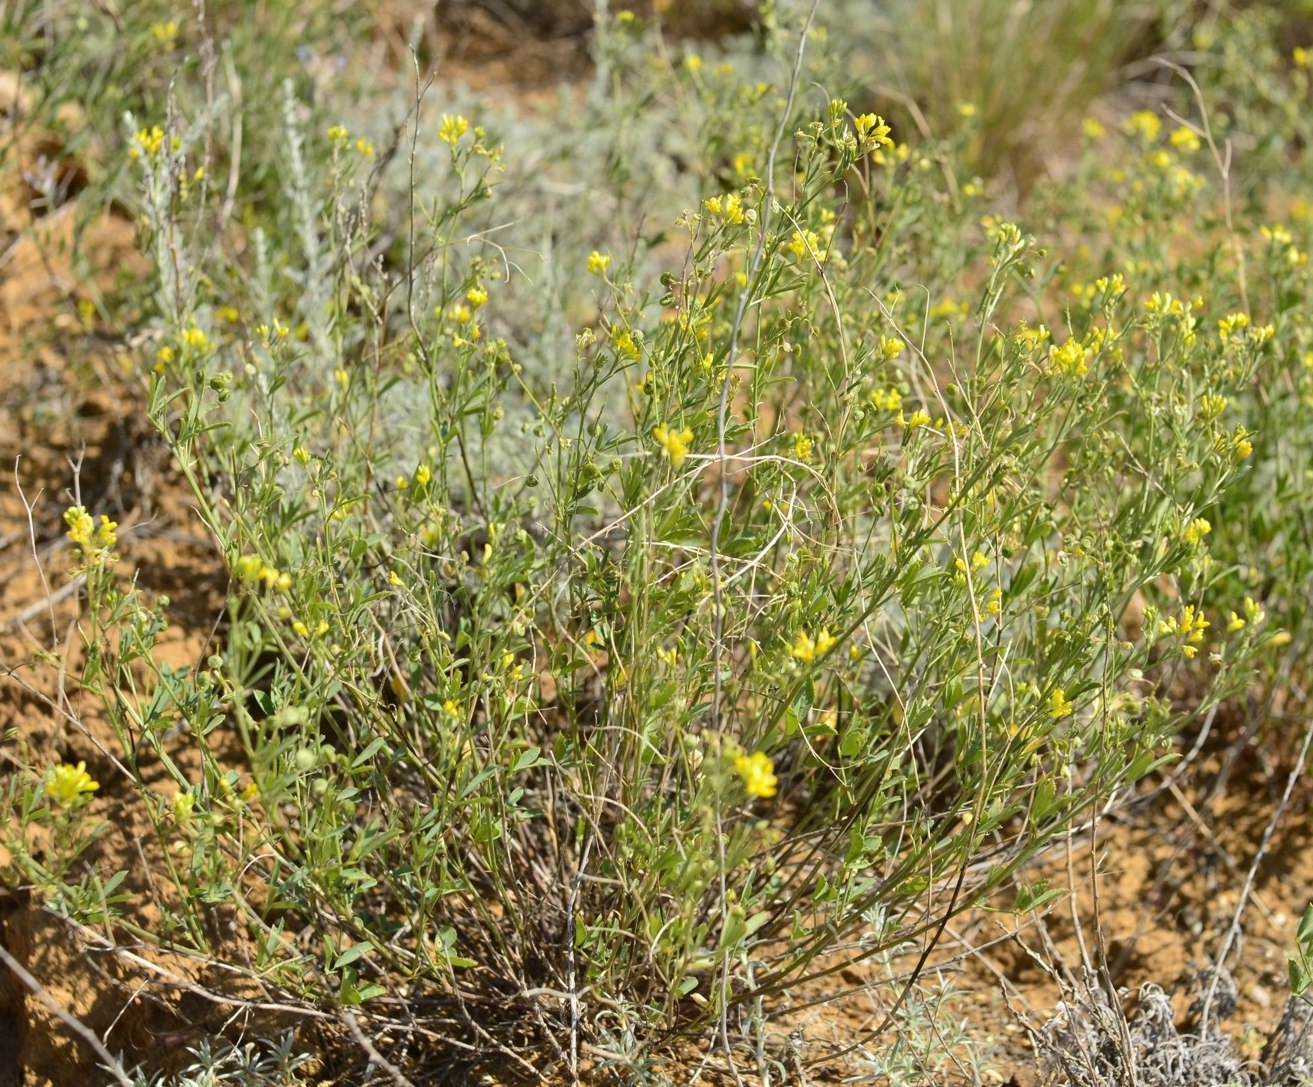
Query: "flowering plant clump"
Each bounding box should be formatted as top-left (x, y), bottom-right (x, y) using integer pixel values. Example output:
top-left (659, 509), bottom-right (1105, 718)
top-left (9, 1), bottom-right (1313, 1082)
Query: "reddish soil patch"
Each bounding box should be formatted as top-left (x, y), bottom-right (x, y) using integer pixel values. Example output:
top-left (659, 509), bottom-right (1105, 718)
top-left (0, 82), bottom-right (235, 1085)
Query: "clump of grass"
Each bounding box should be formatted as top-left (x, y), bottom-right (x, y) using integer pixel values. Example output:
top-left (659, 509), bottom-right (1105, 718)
top-left (837, 0), bottom-right (1178, 188)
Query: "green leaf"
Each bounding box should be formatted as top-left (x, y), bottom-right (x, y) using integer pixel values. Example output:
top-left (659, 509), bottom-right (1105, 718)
top-left (511, 746), bottom-right (545, 774)
top-left (333, 941), bottom-right (373, 971)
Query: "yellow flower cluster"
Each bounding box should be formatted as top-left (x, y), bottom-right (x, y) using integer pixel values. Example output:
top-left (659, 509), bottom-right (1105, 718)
top-left (869, 387), bottom-right (903, 412)
top-left (787, 229), bottom-right (824, 261)
top-left (439, 114), bottom-right (469, 147)
top-left (1125, 110), bottom-right (1162, 144)
top-left (1047, 687), bottom-right (1074, 720)
top-left (791, 627), bottom-right (836, 664)
top-left (129, 126), bottom-right (166, 160)
top-left (587, 251), bottom-right (611, 276)
top-left (64, 505), bottom-right (118, 566)
top-left (1183, 517), bottom-right (1212, 546)
top-left (877, 335), bottom-right (904, 360)
top-left (1170, 126), bottom-right (1201, 153)
top-left (45, 760), bottom-right (99, 807)
top-left (735, 750), bottom-right (777, 798)
top-left (233, 554), bottom-right (292, 592)
top-left (1159, 604), bottom-right (1210, 658)
top-left (703, 192), bottom-right (745, 225)
top-left (1049, 338), bottom-right (1091, 377)
top-left (653, 423), bottom-right (694, 467)
top-left (614, 330), bottom-right (641, 360)
top-left (853, 112), bottom-right (893, 151)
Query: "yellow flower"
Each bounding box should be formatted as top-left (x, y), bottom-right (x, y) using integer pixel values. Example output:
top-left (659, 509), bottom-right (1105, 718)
top-left (1049, 339), bottom-right (1090, 377)
top-left (877, 335), bottom-right (904, 360)
top-left (786, 229), bottom-right (823, 260)
top-left (180, 326), bottom-right (209, 351)
top-left (1170, 126), bottom-right (1201, 152)
top-left (129, 126), bottom-right (166, 160)
top-left (1226, 611), bottom-right (1246, 633)
top-left (1296, 46), bottom-right (1311, 69)
top-left (791, 627), bottom-right (836, 664)
top-left (653, 423), bottom-right (694, 467)
top-left (869, 387), bottom-right (903, 412)
top-left (467, 286), bottom-right (489, 307)
top-left (587, 251), bottom-right (611, 276)
top-left (1125, 110), bottom-right (1162, 143)
top-left (326, 124), bottom-right (349, 142)
top-left (355, 138), bottom-right (375, 158)
top-left (703, 192), bottom-right (745, 225)
top-left (45, 760), bottom-right (99, 807)
top-left (791, 432), bottom-right (813, 461)
top-left (613, 330), bottom-right (641, 360)
top-left (734, 751), bottom-right (777, 799)
top-left (1184, 517), bottom-right (1212, 546)
top-left (1047, 688), bottom-right (1074, 720)
top-left (853, 112), bottom-right (893, 149)
top-left (64, 506), bottom-right (94, 550)
top-left (439, 114), bottom-right (469, 147)
top-left (64, 506), bottom-right (117, 566)
top-left (1082, 117), bottom-right (1107, 141)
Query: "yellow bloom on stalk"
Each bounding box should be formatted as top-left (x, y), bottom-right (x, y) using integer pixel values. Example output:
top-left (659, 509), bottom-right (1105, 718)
top-left (869, 387), bottom-right (902, 412)
top-left (326, 124), bottom-right (349, 142)
top-left (853, 112), bottom-right (893, 150)
top-left (1125, 110), bottom-right (1162, 143)
top-left (439, 114), bottom-right (469, 147)
top-left (1047, 687), bottom-right (1074, 720)
top-left (1049, 338), bottom-right (1090, 377)
top-left (653, 423), bottom-right (694, 467)
top-left (1170, 126), bottom-right (1201, 152)
top-left (791, 627), bottom-right (836, 664)
top-left (613, 330), bottom-right (641, 360)
top-left (734, 751), bottom-right (777, 799)
top-left (1159, 604), bottom-right (1210, 658)
top-left (45, 761), bottom-right (99, 808)
top-left (704, 192), bottom-right (745, 225)
top-left (877, 335), bottom-right (904, 360)
top-left (129, 126), bottom-right (166, 160)
top-left (787, 229), bottom-right (823, 260)
top-left (64, 505), bottom-right (117, 566)
top-left (1184, 517), bottom-right (1212, 546)
top-left (792, 432), bottom-right (813, 461)
top-left (587, 251), bottom-right (611, 276)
